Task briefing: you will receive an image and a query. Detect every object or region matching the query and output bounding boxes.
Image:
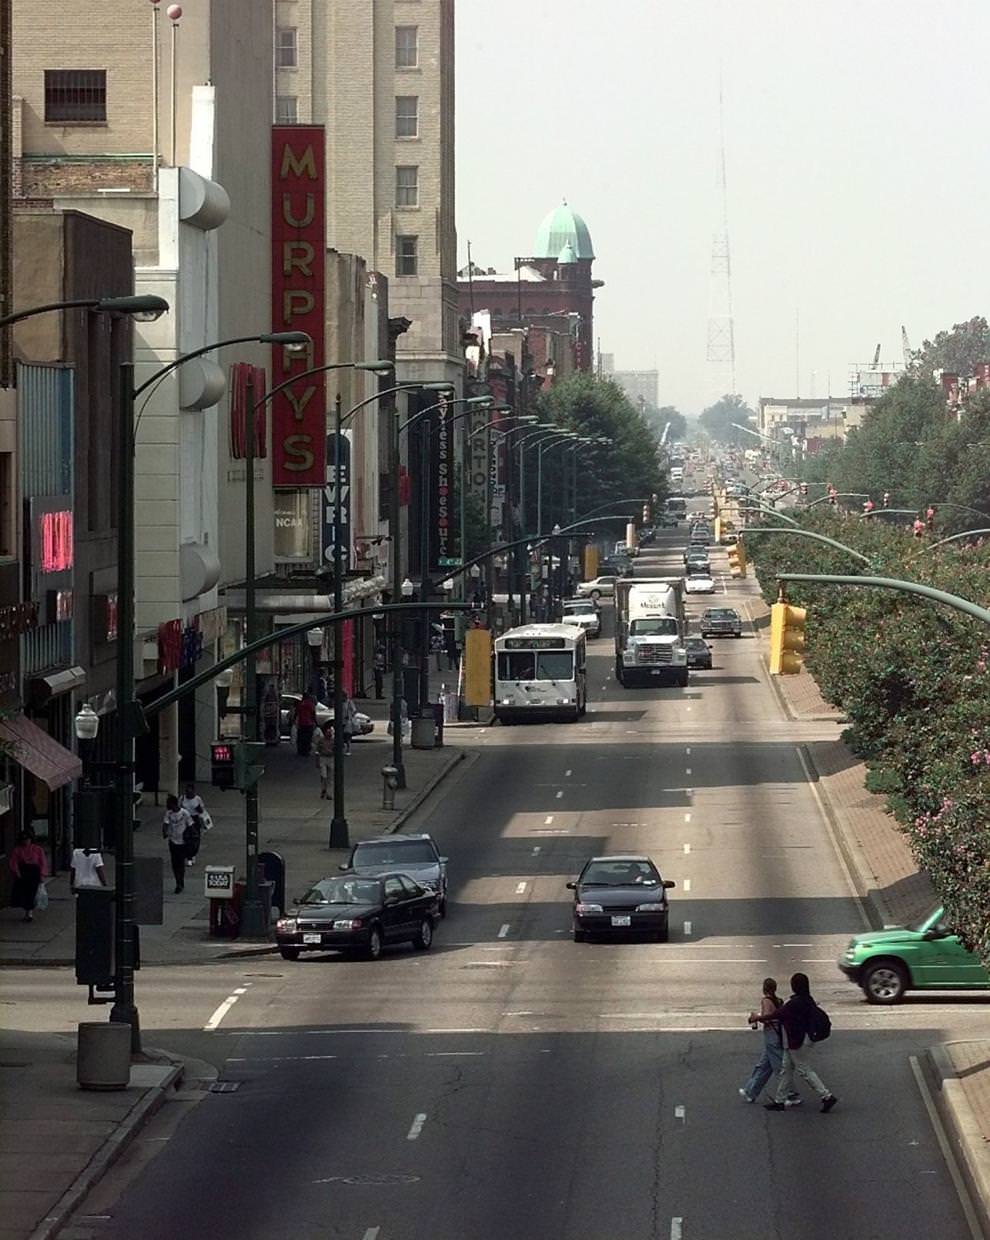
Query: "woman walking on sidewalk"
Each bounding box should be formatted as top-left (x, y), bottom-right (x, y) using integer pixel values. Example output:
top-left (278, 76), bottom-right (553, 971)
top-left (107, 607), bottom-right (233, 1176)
top-left (162, 795), bottom-right (193, 894)
top-left (9, 831), bottom-right (48, 922)
top-left (314, 721), bottom-right (334, 799)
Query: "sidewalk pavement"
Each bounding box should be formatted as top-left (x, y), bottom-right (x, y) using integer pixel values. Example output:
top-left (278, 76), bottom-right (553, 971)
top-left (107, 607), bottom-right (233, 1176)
top-left (751, 592), bottom-right (990, 1230)
top-left (0, 669), bottom-right (485, 968)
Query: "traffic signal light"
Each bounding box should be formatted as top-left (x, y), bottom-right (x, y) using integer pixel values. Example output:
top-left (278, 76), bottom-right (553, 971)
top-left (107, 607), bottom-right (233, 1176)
top-left (727, 540), bottom-right (747, 578)
top-left (211, 741), bottom-right (237, 789)
top-left (769, 601), bottom-right (806, 675)
top-left (642, 504), bottom-right (651, 523)
top-left (800, 483), bottom-right (808, 497)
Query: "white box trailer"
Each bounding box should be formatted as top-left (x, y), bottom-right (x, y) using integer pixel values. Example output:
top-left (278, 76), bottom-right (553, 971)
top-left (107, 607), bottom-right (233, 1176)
top-left (613, 578), bottom-right (688, 687)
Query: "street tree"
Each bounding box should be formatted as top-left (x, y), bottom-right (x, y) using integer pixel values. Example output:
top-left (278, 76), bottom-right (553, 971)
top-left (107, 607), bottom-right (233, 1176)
top-left (699, 394), bottom-right (755, 444)
top-left (912, 316), bottom-right (990, 378)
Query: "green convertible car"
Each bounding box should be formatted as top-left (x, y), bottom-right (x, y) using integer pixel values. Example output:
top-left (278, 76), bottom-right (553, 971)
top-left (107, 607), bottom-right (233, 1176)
top-left (838, 906), bottom-right (990, 1004)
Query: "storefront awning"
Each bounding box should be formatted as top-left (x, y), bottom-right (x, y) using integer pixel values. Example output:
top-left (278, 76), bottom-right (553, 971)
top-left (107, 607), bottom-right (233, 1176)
top-left (0, 714), bottom-right (82, 790)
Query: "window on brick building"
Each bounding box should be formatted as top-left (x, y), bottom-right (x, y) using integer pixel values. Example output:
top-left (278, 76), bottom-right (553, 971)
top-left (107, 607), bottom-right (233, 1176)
top-left (395, 96), bottom-right (418, 138)
top-left (276, 28), bottom-right (298, 68)
top-left (276, 95), bottom-right (298, 124)
top-left (396, 235), bottom-right (418, 277)
top-left (44, 70), bottom-right (106, 123)
top-left (396, 165), bottom-right (418, 208)
top-left (395, 26), bottom-right (419, 69)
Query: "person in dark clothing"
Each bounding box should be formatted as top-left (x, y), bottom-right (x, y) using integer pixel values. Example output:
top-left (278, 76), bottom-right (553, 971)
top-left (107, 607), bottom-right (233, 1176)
top-left (765, 972), bottom-right (838, 1113)
top-left (295, 693), bottom-right (317, 756)
top-left (162, 795), bottom-right (193, 894)
top-left (373, 646), bottom-right (386, 699)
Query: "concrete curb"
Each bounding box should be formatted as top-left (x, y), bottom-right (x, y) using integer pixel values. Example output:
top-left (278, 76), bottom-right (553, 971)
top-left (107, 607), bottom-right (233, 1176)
top-left (796, 741), bottom-right (894, 932)
top-left (28, 1055), bottom-right (184, 1240)
top-left (924, 1043), bottom-right (990, 1238)
top-left (387, 749), bottom-right (467, 834)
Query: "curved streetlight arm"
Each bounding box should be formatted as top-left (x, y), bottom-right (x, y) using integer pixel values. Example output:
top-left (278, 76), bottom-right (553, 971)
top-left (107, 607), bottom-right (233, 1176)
top-left (741, 527), bottom-right (873, 567)
top-left (806, 492), bottom-right (869, 509)
top-left (0, 294), bottom-right (169, 330)
top-left (917, 527), bottom-right (990, 554)
top-left (577, 497), bottom-right (650, 520)
top-left (397, 394), bottom-right (492, 435)
top-left (343, 379), bottom-right (445, 423)
top-left (859, 508), bottom-right (918, 519)
top-left (132, 331), bottom-right (309, 398)
top-left (739, 503), bottom-right (800, 527)
top-left (515, 425), bottom-right (566, 449)
top-left (775, 573), bottom-right (990, 627)
top-left (439, 515), bottom-right (635, 585)
top-left (253, 359), bottom-right (385, 413)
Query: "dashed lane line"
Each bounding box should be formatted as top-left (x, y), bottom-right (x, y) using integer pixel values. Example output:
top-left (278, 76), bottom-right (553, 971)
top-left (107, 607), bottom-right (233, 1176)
top-left (203, 983), bottom-right (252, 1032)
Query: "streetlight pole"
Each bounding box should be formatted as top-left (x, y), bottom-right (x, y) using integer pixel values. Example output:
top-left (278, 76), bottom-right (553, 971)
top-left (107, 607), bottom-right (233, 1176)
top-left (112, 327), bottom-right (309, 1043)
top-left (537, 433), bottom-right (578, 536)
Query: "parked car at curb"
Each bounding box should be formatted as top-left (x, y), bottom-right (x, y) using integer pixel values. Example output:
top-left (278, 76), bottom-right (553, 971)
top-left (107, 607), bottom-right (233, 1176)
top-left (568, 854), bottom-right (675, 942)
top-left (275, 873), bottom-right (439, 960)
top-left (280, 693), bottom-right (374, 740)
top-left (576, 575), bottom-right (616, 600)
top-left (838, 906), bottom-right (990, 1003)
top-left (341, 833), bottom-right (449, 916)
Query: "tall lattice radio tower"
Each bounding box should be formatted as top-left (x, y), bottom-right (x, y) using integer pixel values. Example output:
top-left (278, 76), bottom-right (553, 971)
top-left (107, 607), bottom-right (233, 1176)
top-left (706, 79), bottom-right (736, 399)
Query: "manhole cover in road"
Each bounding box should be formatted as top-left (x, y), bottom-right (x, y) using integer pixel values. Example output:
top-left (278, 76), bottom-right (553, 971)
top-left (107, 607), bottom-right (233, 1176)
top-left (313, 1174), bottom-right (421, 1186)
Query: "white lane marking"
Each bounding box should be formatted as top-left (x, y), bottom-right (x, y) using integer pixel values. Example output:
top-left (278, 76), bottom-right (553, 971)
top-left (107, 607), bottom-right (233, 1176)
top-left (780, 943), bottom-right (812, 947)
top-left (674, 1105), bottom-right (686, 1122)
top-left (683, 843), bottom-right (691, 854)
top-left (683, 879), bottom-right (691, 892)
top-left (671, 1218), bottom-right (683, 1240)
top-left (427, 1051), bottom-right (485, 1057)
top-left (555, 789), bottom-right (564, 799)
top-left (685, 767), bottom-right (692, 776)
top-left (686, 706), bottom-right (691, 712)
top-left (407, 1113), bottom-right (428, 1141)
top-left (532, 846), bottom-right (542, 855)
top-left (498, 923), bottom-right (510, 938)
top-left (226, 1054), bottom-right (338, 1062)
top-left (516, 881), bottom-right (527, 894)
top-left (684, 812), bottom-right (692, 823)
top-left (544, 815), bottom-right (554, 825)
top-left (363, 1228), bottom-right (381, 1240)
top-left (683, 921), bottom-right (693, 936)
top-left (686, 746), bottom-right (691, 755)
top-left (203, 982), bottom-right (252, 1032)
top-left (565, 768), bottom-right (572, 777)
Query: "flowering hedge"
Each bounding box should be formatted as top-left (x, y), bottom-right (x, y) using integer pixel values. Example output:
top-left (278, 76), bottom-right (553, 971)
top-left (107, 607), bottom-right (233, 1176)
top-left (749, 512), bottom-right (990, 965)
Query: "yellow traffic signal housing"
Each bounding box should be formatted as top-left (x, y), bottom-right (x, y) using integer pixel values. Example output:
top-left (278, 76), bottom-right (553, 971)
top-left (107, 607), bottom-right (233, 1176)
top-left (583, 543), bottom-right (600, 580)
top-left (726, 539), bottom-right (747, 578)
top-left (769, 601), bottom-right (806, 674)
top-left (713, 516), bottom-right (723, 543)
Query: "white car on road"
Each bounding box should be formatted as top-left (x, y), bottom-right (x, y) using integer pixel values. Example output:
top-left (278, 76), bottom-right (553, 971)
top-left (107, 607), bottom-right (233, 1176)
top-left (561, 599), bottom-right (602, 638)
top-left (576, 576), bottom-right (616, 600)
top-left (684, 572), bottom-right (716, 594)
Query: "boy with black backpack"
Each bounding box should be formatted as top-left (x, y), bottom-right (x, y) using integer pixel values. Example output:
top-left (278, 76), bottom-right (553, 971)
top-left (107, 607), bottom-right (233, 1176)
top-left (765, 972), bottom-right (838, 1114)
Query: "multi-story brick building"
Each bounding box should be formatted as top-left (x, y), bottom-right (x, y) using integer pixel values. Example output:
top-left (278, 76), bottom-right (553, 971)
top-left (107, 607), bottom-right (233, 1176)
top-left (274, 0), bottom-right (460, 390)
top-left (457, 203), bottom-right (603, 374)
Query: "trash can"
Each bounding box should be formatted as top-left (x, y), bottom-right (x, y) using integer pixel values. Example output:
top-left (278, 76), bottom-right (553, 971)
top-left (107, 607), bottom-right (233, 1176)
top-left (442, 691), bottom-right (459, 724)
top-left (410, 716), bottom-right (436, 749)
top-left (231, 878), bottom-right (274, 938)
top-left (77, 1021), bottom-right (131, 1090)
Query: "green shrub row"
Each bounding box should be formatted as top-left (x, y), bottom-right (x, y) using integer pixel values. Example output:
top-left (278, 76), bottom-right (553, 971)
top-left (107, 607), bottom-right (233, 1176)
top-left (749, 512), bottom-right (990, 965)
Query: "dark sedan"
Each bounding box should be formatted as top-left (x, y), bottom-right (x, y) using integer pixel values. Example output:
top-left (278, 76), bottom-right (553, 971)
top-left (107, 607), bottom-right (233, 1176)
top-left (342, 833), bottom-right (449, 917)
top-left (567, 855), bottom-right (675, 942)
top-left (685, 637), bottom-right (713, 669)
top-left (275, 873), bottom-right (439, 960)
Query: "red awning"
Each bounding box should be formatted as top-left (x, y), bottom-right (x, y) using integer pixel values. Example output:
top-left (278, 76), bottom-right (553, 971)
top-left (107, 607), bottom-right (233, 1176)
top-left (0, 714), bottom-right (82, 790)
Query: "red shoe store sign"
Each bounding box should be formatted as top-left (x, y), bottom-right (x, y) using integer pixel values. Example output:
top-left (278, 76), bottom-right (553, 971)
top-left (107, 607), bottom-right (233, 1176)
top-left (271, 126), bottom-right (326, 486)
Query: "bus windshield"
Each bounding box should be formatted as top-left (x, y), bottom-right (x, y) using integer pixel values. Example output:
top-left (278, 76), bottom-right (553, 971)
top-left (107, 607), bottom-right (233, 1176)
top-left (498, 651), bottom-right (575, 682)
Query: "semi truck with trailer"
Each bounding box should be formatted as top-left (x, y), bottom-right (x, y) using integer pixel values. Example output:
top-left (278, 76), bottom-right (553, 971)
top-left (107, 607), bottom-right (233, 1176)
top-left (614, 578), bottom-right (689, 687)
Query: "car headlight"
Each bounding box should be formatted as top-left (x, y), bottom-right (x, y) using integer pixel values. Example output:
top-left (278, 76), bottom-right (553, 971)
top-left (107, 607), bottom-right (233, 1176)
top-left (333, 918), bottom-right (363, 930)
top-left (501, 697), bottom-right (514, 705)
top-left (575, 903), bottom-right (603, 915)
top-left (276, 918), bottom-right (297, 933)
top-left (635, 903), bottom-right (661, 912)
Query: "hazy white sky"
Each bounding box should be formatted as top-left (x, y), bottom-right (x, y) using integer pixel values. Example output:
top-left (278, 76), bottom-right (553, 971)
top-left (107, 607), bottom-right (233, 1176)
top-left (455, 0), bottom-right (989, 415)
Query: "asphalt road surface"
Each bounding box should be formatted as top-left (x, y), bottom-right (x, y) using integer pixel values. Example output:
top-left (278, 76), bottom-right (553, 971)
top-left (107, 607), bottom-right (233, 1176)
top-left (29, 504), bottom-right (981, 1240)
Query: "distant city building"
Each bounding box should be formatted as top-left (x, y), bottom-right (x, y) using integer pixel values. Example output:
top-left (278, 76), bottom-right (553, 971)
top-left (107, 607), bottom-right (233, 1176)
top-left (610, 369), bottom-right (659, 410)
top-left (457, 201), bottom-right (603, 373)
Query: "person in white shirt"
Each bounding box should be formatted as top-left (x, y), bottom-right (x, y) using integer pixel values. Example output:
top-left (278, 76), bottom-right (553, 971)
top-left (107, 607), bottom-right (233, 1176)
top-left (179, 783), bottom-right (208, 867)
top-left (70, 847), bottom-right (106, 889)
top-left (162, 796), bottom-right (193, 893)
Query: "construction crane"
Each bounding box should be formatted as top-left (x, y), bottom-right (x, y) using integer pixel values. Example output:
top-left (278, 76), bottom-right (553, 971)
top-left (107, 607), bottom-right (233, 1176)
top-left (872, 343), bottom-right (882, 366)
top-left (901, 325), bottom-right (913, 367)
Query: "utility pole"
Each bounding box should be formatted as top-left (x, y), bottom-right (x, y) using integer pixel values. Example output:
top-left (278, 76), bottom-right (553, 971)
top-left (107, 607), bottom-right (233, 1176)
top-left (239, 369), bottom-right (267, 936)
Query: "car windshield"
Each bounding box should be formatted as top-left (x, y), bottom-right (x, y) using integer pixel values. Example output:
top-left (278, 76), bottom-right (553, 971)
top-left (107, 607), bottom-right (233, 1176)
top-left (300, 877), bottom-right (382, 905)
top-left (706, 609), bottom-right (737, 619)
top-left (582, 860), bottom-right (659, 886)
top-left (629, 618), bottom-right (678, 636)
top-left (686, 639), bottom-right (707, 649)
top-left (907, 906), bottom-right (945, 934)
top-left (352, 841), bottom-right (438, 866)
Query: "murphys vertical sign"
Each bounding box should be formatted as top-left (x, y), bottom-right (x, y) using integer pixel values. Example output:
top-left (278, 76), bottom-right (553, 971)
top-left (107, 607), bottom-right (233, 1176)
top-left (271, 126), bottom-right (326, 486)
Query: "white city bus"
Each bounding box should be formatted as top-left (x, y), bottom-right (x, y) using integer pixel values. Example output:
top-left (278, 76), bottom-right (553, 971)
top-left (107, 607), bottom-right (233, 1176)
top-left (493, 624), bottom-right (587, 724)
